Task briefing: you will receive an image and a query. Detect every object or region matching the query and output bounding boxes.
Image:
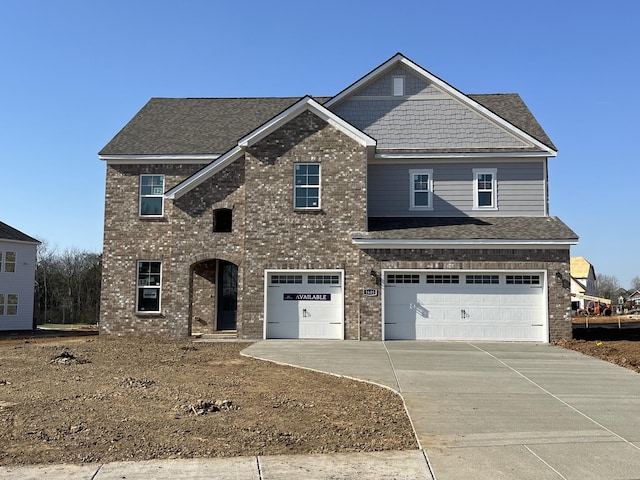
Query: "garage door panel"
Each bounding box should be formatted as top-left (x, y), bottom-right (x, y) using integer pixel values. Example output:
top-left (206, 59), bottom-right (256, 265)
top-left (384, 271), bottom-right (546, 342)
top-left (266, 273), bottom-right (343, 339)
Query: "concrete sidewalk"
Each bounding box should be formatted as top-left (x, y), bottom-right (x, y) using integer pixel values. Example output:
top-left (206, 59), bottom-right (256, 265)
top-left (0, 450), bottom-right (430, 479)
top-left (244, 340), bottom-right (640, 480)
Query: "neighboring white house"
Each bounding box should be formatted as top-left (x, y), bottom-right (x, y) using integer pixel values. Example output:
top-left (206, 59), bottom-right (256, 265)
top-left (570, 256), bottom-right (597, 311)
top-left (0, 221), bottom-right (40, 331)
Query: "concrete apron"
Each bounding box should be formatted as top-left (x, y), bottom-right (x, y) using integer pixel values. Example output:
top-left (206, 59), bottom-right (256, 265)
top-left (243, 340), bottom-right (640, 480)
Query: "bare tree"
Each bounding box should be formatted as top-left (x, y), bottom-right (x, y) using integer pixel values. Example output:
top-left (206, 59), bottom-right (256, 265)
top-left (35, 244), bottom-right (101, 325)
top-left (630, 276), bottom-right (640, 292)
top-left (596, 274), bottom-right (620, 300)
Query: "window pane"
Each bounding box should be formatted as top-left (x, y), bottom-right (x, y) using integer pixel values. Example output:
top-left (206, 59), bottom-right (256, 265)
top-left (7, 294), bottom-right (17, 315)
top-left (414, 192), bottom-right (429, 206)
top-left (478, 192), bottom-right (492, 207)
top-left (414, 174), bottom-right (429, 190)
top-left (0, 294), bottom-right (4, 315)
top-left (138, 288), bottom-right (160, 312)
top-left (307, 164), bottom-right (319, 175)
top-left (4, 251), bottom-right (15, 272)
top-left (308, 175), bottom-right (319, 185)
top-left (141, 197), bottom-right (163, 215)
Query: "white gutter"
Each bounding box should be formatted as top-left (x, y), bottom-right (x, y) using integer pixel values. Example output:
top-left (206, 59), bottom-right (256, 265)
top-left (374, 151), bottom-right (554, 160)
top-left (99, 154), bottom-right (220, 164)
top-left (352, 238), bottom-right (578, 250)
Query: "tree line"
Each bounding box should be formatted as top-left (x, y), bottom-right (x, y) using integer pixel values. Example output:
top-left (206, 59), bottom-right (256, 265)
top-left (596, 274), bottom-right (640, 301)
top-left (35, 243), bottom-right (101, 325)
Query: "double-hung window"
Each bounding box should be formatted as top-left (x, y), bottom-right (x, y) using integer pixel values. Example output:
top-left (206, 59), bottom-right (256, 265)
top-left (0, 294), bottom-right (18, 316)
top-left (409, 169), bottom-right (433, 210)
top-left (136, 261), bottom-right (162, 313)
top-left (140, 175), bottom-right (165, 217)
top-left (473, 168), bottom-right (497, 210)
top-left (294, 163), bottom-right (320, 209)
top-left (0, 251), bottom-right (16, 273)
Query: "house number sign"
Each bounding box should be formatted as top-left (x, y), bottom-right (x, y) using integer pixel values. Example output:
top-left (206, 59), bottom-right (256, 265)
top-left (363, 288), bottom-right (378, 297)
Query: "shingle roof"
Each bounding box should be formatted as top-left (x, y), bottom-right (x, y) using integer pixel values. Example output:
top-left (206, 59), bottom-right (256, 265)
top-left (99, 94), bottom-right (554, 156)
top-left (100, 97), bottom-right (330, 156)
top-left (357, 217), bottom-right (577, 241)
top-left (470, 94), bottom-right (556, 151)
top-left (0, 221), bottom-right (40, 244)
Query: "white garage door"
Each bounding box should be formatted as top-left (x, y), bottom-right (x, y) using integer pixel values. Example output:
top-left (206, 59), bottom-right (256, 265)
top-left (384, 271), bottom-right (547, 342)
top-left (266, 271), bottom-right (344, 339)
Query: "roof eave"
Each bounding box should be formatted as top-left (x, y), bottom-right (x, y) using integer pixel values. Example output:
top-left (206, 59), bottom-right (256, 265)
top-left (351, 238), bottom-right (578, 250)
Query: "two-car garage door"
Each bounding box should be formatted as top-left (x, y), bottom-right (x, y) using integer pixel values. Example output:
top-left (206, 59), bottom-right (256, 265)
top-left (384, 271), bottom-right (547, 342)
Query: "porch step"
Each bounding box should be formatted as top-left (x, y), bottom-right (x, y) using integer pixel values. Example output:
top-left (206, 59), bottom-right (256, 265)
top-left (192, 330), bottom-right (238, 340)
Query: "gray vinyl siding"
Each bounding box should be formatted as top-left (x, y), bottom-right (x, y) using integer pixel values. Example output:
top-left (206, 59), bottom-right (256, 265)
top-left (331, 66), bottom-right (532, 151)
top-left (0, 241), bottom-right (37, 330)
top-left (368, 162), bottom-right (546, 217)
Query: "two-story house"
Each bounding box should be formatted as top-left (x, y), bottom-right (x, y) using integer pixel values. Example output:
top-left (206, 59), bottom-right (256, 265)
top-left (99, 53), bottom-right (578, 342)
top-left (0, 221), bottom-right (40, 331)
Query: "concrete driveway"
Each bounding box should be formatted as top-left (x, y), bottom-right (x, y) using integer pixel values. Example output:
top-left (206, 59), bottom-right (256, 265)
top-left (243, 341), bottom-right (640, 480)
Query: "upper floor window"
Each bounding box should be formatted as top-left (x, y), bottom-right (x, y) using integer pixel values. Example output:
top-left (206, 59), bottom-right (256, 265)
top-left (0, 251), bottom-right (16, 273)
top-left (294, 163), bottom-right (320, 209)
top-left (213, 208), bottom-right (232, 232)
top-left (140, 175), bottom-right (165, 217)
top-left (410, 169), bottom-right (433, 210)
top-left (137, 261), bottom-right (162, 313)
top-left (393, 76), bottom-right (405, 96)
top-left (473, 168), bottom-right (497, 210)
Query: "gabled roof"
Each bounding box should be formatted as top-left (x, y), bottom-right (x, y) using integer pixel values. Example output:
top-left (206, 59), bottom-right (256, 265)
top-left (99, 97), bottom-right (329, 157)
top-left (165, 96), bottom-right (375, 199)
top-left (326, 53), bottom-right (556, 154)
top-left (99, 54), bottom-right (556, 159)
top-left (570, 257), bottom-right (595, 279)
top-left (0, 221), bottom-right (40, 244)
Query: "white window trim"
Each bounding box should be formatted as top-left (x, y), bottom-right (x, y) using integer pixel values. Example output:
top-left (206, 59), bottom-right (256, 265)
top-left (473, 168), bottom-right (498, 210)
top-left (136, 260), bottom-right (162, 314)
top-left (293, 163), bottom-right (321, 210)
top-left (139, 174), bottom-right (165, 217)
top-left (409, 169), bottom-right (433, 210)
top-left (392, 76), bottom-right (405, 96)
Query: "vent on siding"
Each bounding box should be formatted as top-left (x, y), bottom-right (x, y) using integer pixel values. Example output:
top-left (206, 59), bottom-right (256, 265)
top-left (393, 76), bottom-right (405, 96)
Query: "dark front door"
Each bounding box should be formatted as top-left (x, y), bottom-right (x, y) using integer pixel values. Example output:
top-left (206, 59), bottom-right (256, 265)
top-left (217, 261), bottom-right (237, 330)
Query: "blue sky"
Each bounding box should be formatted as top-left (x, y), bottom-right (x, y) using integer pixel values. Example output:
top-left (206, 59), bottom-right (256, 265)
top-left (1, 1), bottom-right (638, 287)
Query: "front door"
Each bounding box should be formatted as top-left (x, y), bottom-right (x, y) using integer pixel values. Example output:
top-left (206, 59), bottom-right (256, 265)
top-left (217, 261), bottom-right (238, 330)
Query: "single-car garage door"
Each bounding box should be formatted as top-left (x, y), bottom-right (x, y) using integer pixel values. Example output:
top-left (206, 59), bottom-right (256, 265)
top-left (384, 271), bottom-right (547, 342)
top-left (266, 271), bottom-right (344, 339)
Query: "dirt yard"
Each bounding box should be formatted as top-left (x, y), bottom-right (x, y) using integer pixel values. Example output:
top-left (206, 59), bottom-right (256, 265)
top-left (556, 337), bottom-right (640, 374)
top-left (0, 335), bottom-right (416, 466)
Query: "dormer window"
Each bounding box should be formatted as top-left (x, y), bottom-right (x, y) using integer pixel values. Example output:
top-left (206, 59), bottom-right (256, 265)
top-left (393, 76), bottom-right (405, 96)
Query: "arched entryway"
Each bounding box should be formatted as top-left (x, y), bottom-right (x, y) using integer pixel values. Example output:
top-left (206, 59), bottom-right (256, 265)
top-left (190, 259), bottom-right (238, 336)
